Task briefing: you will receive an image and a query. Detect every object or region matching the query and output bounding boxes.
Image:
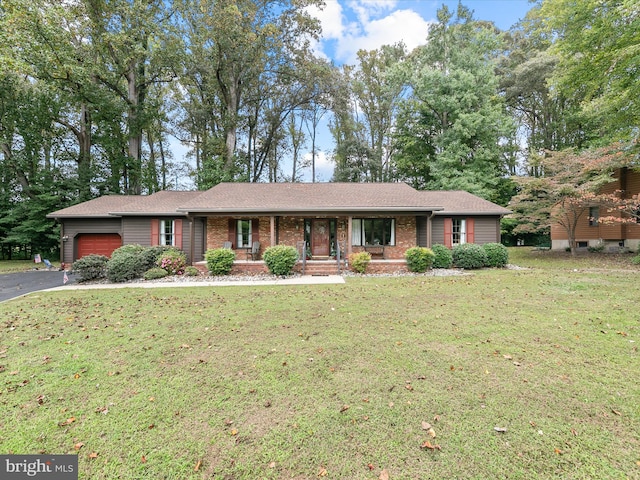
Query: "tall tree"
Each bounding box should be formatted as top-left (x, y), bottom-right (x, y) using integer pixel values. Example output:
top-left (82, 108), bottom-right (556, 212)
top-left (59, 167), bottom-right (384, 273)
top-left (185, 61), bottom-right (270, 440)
top-left (394, 4), bottom-right (514, 201)
top-left (536, 0), bottom-right (640, 144)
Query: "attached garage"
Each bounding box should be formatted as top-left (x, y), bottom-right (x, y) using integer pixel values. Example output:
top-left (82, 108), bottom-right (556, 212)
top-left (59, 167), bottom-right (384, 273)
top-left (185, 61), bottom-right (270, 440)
top-left (76, 233), bottom-right (122, 259)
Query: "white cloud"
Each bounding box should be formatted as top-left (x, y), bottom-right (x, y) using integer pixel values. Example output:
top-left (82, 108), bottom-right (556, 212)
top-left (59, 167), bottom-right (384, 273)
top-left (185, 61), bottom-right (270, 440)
top-left (308, 0), bottom-right (431, 65)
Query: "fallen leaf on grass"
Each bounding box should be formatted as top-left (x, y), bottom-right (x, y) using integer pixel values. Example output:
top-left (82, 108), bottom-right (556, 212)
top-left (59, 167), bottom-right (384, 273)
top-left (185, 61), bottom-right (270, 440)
top-left (194, 460), bottom-right (202, 471)
top-left (554, 448), bottom-right (563, 455)
top-left (58, 417), bottom-right (76, 427)
top-left (420, 440), bottom-right (442, 451)
top-left (427, 428), bottom-right (436, 438)
top-left (379, 468), bottom-right (390, 480)
top-left (318, 466), bottom-right (328, 477)
top-left (571, 428), bottom-right (578, 436)
top-left (230, 428), bottom-right (238, 436)
top-left (88, 452), bottom-right (98, 459)
top-left (421, 421), bottom-right (432, 430)
top-left (74, 442), bottom-right (84, 451)
top-left (405, 384), bottom-right (414, 391)
top-left (268, 461), bottom-right (276, 469)
top-left (612, 409), bottom-right (622, 416)
top-left (340, 405), bottom-right (350, 413)
top-left (494, 427), bottom-right (508, 433)
top-left (141, 455), bottom-right (147, 464)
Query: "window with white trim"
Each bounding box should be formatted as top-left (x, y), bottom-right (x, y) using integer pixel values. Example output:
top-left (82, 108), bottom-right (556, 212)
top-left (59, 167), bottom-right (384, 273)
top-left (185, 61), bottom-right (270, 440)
top-left (237, 219), bottom-right (252, 248)
top-left (588, 206), bottom-right (599, 226)
top-left (159, 220), bottom-right (175, 246)
top-left (452, 219), bottom-right (466, 246)
top-left (351, 219), bottom-right (395, 246)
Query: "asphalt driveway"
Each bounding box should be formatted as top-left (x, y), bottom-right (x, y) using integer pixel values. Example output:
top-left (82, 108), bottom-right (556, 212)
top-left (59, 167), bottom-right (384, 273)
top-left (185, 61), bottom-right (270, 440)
top-left (0, 270), bottom-right (76, 303)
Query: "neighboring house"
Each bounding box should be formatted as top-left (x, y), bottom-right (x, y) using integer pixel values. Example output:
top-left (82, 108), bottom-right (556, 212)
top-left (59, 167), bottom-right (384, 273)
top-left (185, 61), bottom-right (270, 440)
top-left (48, 183), bottom-right (511, 271)
top-left (550, 168), bottom-right (640, 252)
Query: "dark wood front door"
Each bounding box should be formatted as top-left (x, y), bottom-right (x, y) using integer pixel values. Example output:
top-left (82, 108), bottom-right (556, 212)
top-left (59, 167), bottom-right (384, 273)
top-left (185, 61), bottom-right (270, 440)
top-left (311, 219), bottom-right (330, 256)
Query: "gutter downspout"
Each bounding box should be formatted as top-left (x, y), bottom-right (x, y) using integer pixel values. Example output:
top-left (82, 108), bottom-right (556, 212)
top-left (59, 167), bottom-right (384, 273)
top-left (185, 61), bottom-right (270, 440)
top-left (427, 211), bottom-right (436, 248)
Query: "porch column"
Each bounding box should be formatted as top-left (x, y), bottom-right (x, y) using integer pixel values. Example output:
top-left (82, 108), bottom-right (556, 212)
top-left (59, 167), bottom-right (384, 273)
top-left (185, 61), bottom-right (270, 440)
top-left (427, 213), bottom-right (433, 248)
top-left (270, 216), bottom-right (276, 247)
top-left (347, 216), bottom-right (353, 255)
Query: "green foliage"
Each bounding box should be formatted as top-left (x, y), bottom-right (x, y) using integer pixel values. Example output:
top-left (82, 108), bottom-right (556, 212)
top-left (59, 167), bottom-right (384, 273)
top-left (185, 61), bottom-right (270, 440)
top-left (631, 254), bottom-right (640, 266)
top-left (110, 244), bottom-right (147, 260)
top-left (72, 254), bottom-right (108, 282)
top-left (184, 266), bottom-right (200, 277)
top-left (587, 244), bottom-right (605, 253)
top-left (205, 248), bottom-right (236, 275)
top-left (106, 251), bottom-right (142, 283)
top-left (431, 244), bottom-right (453, 269)
top-left (348, 251), bottom-right (371, 274)
top-left (141, 245), bottom-right (174, 271)
top-left (452, 243), bottom-right (488, 269)
top-left (156, 249), bottom-right (187, 275)
top-left (482, 243), bottom-right (509, 267)
top-left (394, 4), bottom-right (513, 199)
top-left (404, 247), bottom-right (435, 273)
top-left (143, 267), bottom-right (169, 280)
top-left (262, 245), bottom-right (299, 276)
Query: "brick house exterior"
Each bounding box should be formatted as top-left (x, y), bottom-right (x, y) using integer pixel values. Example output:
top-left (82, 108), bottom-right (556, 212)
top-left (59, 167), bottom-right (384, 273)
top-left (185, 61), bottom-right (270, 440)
top-left (550, 168), bottom-right (640, 252)
top-left (49, 183), bottom-right (511, 272)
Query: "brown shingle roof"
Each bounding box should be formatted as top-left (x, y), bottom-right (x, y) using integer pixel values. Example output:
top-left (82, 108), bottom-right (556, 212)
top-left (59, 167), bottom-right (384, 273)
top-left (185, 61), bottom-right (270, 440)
top-left (177, 182), bottom-right (444, 214)
top-left (46, 195), bottom-right (140, 218)
top-left (110, 191), bottom-right (202, 216)
top-left (420, 191), bottom-right (511, 215)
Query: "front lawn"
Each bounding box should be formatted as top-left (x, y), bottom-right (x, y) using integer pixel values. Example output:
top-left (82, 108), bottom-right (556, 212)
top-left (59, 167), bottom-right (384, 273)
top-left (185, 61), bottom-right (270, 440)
top-left (0, 251), bottom-right (638, 479)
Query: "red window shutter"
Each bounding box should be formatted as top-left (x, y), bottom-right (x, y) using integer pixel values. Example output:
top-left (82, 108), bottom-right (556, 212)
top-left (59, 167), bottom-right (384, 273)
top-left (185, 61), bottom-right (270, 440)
top-left (151, 219), bottom-right (159, 245)
top-left (252, 219), bottom-right (260, 242)
top-left (174, 219), bottom-right (183, 249)
top-left (466, 218), bottom-right (475, 244)
top-left (228, 219), bottom-right (236, 248)
top-left (443, 218), bottom-right (452, 248)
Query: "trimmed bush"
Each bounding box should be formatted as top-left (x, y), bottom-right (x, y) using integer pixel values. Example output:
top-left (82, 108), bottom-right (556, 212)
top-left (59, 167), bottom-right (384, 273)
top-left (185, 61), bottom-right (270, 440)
top-left (349, 251), bottom-right (371, 274)
top-left (263, 245), bottom-right (299, 276)
top-left (156, 248), bottom-right (187, 275)
top-left (184, 266), bottom-right (200, 277)
top-left (140, 245), bottom-right (174, 271)
top-left (405, 247), bottom-right (435, 273)
top-left (110, 244), bottom-right (146, 261)
top-left (431, 244), bottom-right (453, 269)
top-left (106, 251), bottom-right (143, 282)
top-left (205, 248), bottom-right (236, 275)
top-left (72, 254), bottom-right (108, 281)
top-left (482, 243), bottom-right (509, 268)
top-left (144, 267), bottom-right (169, 280)
top-left (452, 243), bottom-right (488, 270)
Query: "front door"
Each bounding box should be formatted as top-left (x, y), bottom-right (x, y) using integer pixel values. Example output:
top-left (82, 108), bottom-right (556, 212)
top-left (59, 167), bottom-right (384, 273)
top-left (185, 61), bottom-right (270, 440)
top-left (311, 219), bottom-right (330, 256)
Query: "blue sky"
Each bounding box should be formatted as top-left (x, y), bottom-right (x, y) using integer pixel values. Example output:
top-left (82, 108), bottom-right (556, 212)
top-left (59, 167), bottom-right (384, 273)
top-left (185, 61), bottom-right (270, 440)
top-left (307, 0), bottom-right (534, 66)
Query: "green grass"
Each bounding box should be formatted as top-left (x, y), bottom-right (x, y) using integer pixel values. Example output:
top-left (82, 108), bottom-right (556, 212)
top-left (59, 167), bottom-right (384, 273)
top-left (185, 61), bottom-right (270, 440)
top-left (0, 259), bottom-right (55, 273)
top-left (1, 249), bottom-right (639, 479)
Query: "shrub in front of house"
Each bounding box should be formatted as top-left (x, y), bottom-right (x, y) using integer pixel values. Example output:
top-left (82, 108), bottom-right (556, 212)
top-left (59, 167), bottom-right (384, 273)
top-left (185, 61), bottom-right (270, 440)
top-left (184, 266), bottom-right (200, 276)
top-left (110, 244), bottom-right (146, 261)
top-left (632, 254), bottom-right (640, 265)
top-left (144, 267), bottom-right (169, 280)
top-left (263, 245), bottom-right (299, 276)
top-left (156, 248), bottom-right (187, 275)
top-left (106, 251), bottom-right (143, 282)
top-left (72, 254), bottom-right (109, 281)
top-left (349, 251), bottom-right (371, 274)
top-left (431, 244), bottom-right (453, 269)
top-left (452, 243), bottom-right (488, 269)
top-left (482, 243), bottom-right (509, 268)
top-left (405, 247), bottom-right (435, 273)
top-left (141, 245), bottom-right (174, 271)
top-left (205, 248), bottom-right (236, 275)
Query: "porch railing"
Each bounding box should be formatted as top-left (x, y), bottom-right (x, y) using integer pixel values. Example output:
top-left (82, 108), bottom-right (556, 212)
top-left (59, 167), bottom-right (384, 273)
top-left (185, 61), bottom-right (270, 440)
top-left (336, 240), bottom-right (347, 274)
top-left (296, 241), bottom-right (307, 275)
